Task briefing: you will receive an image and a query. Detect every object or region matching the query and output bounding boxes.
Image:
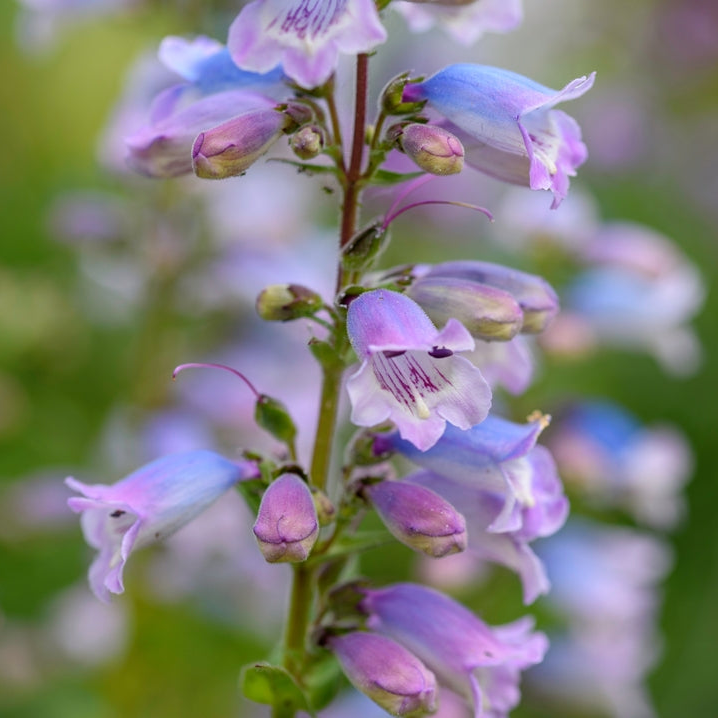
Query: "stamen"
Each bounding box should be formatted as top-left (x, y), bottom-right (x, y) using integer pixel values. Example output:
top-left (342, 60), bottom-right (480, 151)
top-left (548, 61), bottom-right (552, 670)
top-left (173, 362), bottom-right (261, 398)
top-left (428, 346), bottom-right (453, 358)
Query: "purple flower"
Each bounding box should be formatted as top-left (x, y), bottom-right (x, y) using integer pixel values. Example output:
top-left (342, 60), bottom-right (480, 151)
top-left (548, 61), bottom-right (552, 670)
top-left (403, 65), bottom-right (595, 207)
top-left (393, 0), bottom-right (523, 45)
top-left (125, 35), bottom-right (284, 177)
top-left (363, 479), bottom-right (467, 557)
top-left (346, 289), bottom-right (491, 451)
top-left (66, 450), bottom-right (256, 602)
top-left (326, 631), bottom-right (438, 716)
top-left (228, 0), bottom-right (387, 89)
top-left (253, 473), bottom-right (318, 562)
top-left (360, 583), bottom-right (548, 717)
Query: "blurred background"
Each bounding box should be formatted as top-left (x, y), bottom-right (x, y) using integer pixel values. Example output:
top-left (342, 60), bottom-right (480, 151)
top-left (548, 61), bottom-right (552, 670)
top-left (1, 0), bottom-right (717, 716)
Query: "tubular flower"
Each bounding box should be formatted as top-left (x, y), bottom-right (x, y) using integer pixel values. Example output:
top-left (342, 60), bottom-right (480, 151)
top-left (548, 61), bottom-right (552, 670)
top-left (360, 583), bottom-right (548, 718)
top-left (228, 0), bottom-right (387, 89)
top-left (403, 64), bottom-right (595, 207)
top-left (66, 450), bottom-right (257, 602)
top-left (346, 289), bottom-right (491, 452)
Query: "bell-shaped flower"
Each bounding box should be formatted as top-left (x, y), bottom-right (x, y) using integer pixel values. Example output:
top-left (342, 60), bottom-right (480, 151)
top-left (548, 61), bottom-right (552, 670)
top-left (252, 473), bottom-right (318, 562)
top-left (228, 0), bottom-right (387, 89)
top-left (393, 0), bottom-right (522, 45)
top-left (397, 123), bottom-right (465, 176)
top-left (402, 64), bottom-right (595, 207)
top-left (363, 479), bottom-right (467, 558)
top-left (125, 35), bottom-right (285, 177)
top-left (413, 260), bottom-right (559, 334)
top-left (192, 108), bottom-right (294, 179)
top-left (326, 631), bottom-right (438, 716)
top-left (65, 450), bottom-right (257, 602)
top-left (360, 583), bottom-right (548, 717)
top-left (346, 289), bottom-right (492, 452)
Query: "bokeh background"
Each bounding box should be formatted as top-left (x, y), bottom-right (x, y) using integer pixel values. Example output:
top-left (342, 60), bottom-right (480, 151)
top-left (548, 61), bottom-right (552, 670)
top-left (1, 0), bottom-right (717, 716)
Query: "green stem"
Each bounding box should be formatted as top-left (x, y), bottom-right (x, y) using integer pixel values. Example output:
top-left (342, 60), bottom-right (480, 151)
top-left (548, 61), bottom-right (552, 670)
top-left (283, 564), bottom-right (314, 676)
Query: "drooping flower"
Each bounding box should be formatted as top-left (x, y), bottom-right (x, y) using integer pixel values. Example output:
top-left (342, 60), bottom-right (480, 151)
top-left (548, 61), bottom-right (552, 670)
top-left (252, 473), bottom-right (319, 562)
top-left (360, 583), bottom-right (548, 717)
top-left (403, 65), bottom-right (595, 207)
top-left (125, 35), bottom-right (285, 177)
top-left (66, 450), bottom-right (257, 602)
top-left (346, 289), bottom-right (491, 451)
top-left (326, 631), bottom-right (438, 716)
top-left (228, 0), bottom-right (387, 89)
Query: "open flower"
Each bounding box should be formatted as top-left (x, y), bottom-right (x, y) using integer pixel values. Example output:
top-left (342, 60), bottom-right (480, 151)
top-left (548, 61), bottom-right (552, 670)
top-left (346, 289), bottom-right (491, 451)
top-left (66, 450), bottom-right (257, 602)
top-left (403, 64), bottom-right (595, 207)
top-left (228, 0), bottom-right (387, 89)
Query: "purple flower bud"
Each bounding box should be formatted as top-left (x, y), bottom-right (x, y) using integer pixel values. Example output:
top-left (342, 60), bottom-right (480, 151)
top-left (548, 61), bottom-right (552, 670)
top-left (291, 125), bottom-right (325, 160)
top-left (346, 289), bottom-right (491, 452)
top-left (364, 480), bottom-right (467, 558)
top-left (418, 261), bottom-right (559, 334)
top-left (65, 450), bottom-right (257, 602)
top-left (192, 108), bottom-right (292, 179)
top-left (327, 631), bottom-right (437, 716)
top-left (360, 583), bottom-right (547, 717)
top-left (398, 123), bottom-right (465, 176)
top-left (403, 64), bottom-right (594, 207)
top-left (253, 473), bottom-right (318, 563)
top-left (407, 275), bottom-right (524, 341)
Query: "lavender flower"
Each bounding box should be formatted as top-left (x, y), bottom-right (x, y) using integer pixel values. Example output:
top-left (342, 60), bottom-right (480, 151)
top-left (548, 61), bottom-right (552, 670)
top-left (403, 65), bottom-right (595, 207)
top-left (253, 473), bottom-right (319, 562)
top-left (346, 289), bottom-right (491, 451)
top-left (228, 0), bottom-right (387, 89)
top-left (326, 631), bottom-right (438, 716)
top-left (360, 583), bottom-right (548, 717)
top-left (66, 450), bottom-right (256, 602)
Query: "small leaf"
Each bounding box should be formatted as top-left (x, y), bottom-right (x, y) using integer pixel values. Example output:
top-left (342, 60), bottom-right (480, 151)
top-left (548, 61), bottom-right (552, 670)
top-left (255, 395), bottom-right (298, 447)
top-left (236, 477), bottom-right (266, 515)
top-left (240, 662), bottom-right (314, 717)
top-left (369, 169), bottom-right (424, 186)
top-left (271, 158), bottom-right (337, 176)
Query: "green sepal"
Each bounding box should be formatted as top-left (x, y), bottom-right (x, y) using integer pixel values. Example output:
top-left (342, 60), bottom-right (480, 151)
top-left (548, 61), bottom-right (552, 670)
top-left (235, 477), bottom-right (267, 515)
top-left (240, 662), bottom-right (314, 717)
top-left (341, 221), bottom-right (388, 272)
top-left (255, 394), bottom-right (298, 447)
top-left (369, 169), bottom-right (424, 186)
top-left (308, 338), bottom-right (345, 371)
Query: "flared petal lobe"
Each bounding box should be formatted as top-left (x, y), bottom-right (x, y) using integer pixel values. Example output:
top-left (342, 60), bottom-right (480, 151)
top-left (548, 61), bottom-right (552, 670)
top-left (346, 289), bottom-right (491, 451)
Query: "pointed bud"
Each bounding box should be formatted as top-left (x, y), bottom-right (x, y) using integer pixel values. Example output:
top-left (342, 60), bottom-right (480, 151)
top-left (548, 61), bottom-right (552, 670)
top-left (192, 108), bottom-right (292, 179)
top-left (380, 73), bottom-right (427, 116)
top-left (256, 283), bottom-right (324, 321)
top-left (254, 395), bottom-right (297, 448)
top-left (364, 480), bottom-right (467, 558)
top-left (326, 631), bottom-right (437, 717)
top-left (341, 222), bottom-right (388, 272)
top-left (253, 474), bottom-right (318, 562)
top-left (407, 275), bottom-right (524, 341)
top-left (291, 125), bottom-right (325, 159)
top-left (397, 123), bottom-right (464, 176)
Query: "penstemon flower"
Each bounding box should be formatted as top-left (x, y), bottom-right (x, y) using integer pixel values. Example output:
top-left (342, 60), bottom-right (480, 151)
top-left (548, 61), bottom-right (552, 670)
top-left (346, 288), bottom-right (492, 451)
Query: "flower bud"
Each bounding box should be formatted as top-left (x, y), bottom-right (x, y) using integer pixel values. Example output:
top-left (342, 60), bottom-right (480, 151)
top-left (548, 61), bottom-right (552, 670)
top-left (380, 73), bottom-right (427, 116)
top-left (253, 474), bottom-right (318, 563)
top-left (291, 125), bottom-right (325, 159)
top-left (364, 480), bottom-right (467, 558)
top-left (256, 283), bottom-right (324, 321)
top-left (192, 108), bottom-right (292, 179)
top-left (407, 275), bottom-right (523, 341)
top-left (397, 123), bottom-right (464, 176)
top-left (326, 631), bottom-right (437, 716)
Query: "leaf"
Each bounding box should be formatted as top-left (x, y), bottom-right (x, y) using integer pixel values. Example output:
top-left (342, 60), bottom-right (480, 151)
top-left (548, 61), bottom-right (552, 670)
top-left (270, 159), bottom-right (337, 177)
top-left (368, 169), bottom-right (424, 186)
top-left (236, 477), bottom-right (266, 515)
top-left (240, 662), bottom-right (315, 717)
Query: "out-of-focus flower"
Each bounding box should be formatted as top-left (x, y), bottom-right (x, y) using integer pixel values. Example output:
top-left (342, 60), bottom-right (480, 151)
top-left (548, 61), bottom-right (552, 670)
top-left (393, 0), bottom-right (522, 45)
top-left (326, 631), bottom-right (438, 716)
top-left (464, 336), bottom-right (534, 396)
top-left (360, 583), bottom-right (547, 717)
top-left (412, 261), bottom-right (559, 335)
top-left (125, 35), bottom-right (284, 177)
top-left (346, 289), bottom-right (491, 451)
top-left (192, 107), bottom-right (294, 179)
top-left (403, 65), bottom-right (595, 207)
top-left (363, 479), bottom-right (467, 557)
top-left (548, 401), bottom-right (692, 529)
top-left (252, 473), bottom-right (318, 562)
top-left (397, 123), bottom-right (465, 176)
top-left (66, 450), bottom-right (257, 602)
top-left (228, 0), bottom-right (387, 89)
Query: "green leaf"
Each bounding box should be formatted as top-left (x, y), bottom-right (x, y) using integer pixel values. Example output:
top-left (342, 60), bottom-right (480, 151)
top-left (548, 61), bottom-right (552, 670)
top-left (270, 159), bottom-right (337, 177)
top-left (368, 169), bottom-right (424, 186)
top-left (236, 477), bottom-right (266, 515)
top-left (240, 662), bottom-right (314, 717)
top-left (255, 395), bottom-right (298, 447)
